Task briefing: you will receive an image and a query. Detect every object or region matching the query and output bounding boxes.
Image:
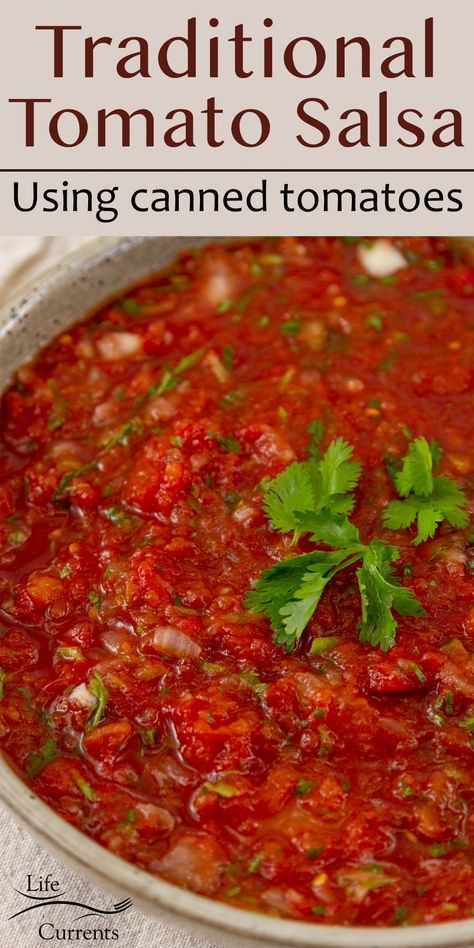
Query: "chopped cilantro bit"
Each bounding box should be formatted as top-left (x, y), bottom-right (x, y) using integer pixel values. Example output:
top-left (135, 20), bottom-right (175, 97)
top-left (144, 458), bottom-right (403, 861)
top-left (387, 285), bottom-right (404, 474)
top-left (223, 490), bottom-right (241, 508)
top-left (282, 318), bottom-right (301, 337)
top-left (59, 564), bottom-right (72, 579)
top-left (225, 886), bottom-right (241, 898)
top-left (310, 636), bottom-right (339, 655)
top-left (398, 659), bottom-right (426, 683)
top-left (0, 670), bottom-right (4, 700)
top-left (26, 737), bottom-right (57, 777)
top-left (85, 672), bottom-right (108, 731)
top-left (394, 907), bottom-right (408, 924)
top-left (216, 299), bottom-right (234, 313)
top-left (383, 437), bottom-right (468, 544)
top-left (210, 432), bottom-right (242, 454)
top-left (140, 729), bottom-right (156, 746)
top-left (54, 461), bottom-right (98, 502)
top-left (247, 853), bottom-right (264, 874)
top-left (221, 345), bottom-right (234, 370)
top-left (352, 273), bottom-right (370, 285)
top-left (87, 590), bottom-right (102, 608)
top-left (312, 905), bottom-right (326, 916)
top-left (221, 389), bottom-right (244, 407)
top-left (119, 298), bottom-right (142, 313)
top-left (104, 506), bottom-right (136, 528)
top-left (47, 380), bottom-right (69, 432)
top-left (239, 669), bottom-right (267, 694)
top-left (307, 846), bottom-right (325, 858)
top-left (428, 843), bottom-right (448, 857)
top-left (75, 775), bottom-right (96, 801)
top-left (366, 314), bottom-right (383, 330)
top-left (7, 530), bottom-right (25, 546)
top-left (257, 315), bottom-right (269, 327)
top-left (294, 779), bottom-right (316, 796)
top-left (136, 349), bottom-right (203, 406)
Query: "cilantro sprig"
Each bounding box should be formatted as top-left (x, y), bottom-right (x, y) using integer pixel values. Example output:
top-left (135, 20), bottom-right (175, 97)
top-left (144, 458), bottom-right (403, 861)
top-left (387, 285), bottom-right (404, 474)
top-left (383, 437), bottom-right (468, 544)
top-left (245, 438), bottom-right (424, 653)
top-left (85, 672), bottom-right (108, 731)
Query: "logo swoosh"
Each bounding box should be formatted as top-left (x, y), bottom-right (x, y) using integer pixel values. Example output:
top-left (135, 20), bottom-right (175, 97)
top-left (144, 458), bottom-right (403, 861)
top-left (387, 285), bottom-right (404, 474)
top-left (9, 894), bottom-right (133, 920)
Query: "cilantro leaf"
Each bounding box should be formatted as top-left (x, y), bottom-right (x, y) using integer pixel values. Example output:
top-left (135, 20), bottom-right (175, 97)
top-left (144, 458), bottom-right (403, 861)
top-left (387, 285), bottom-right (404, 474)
top-left (316, 438), bottom-right (362, 511)
top-left (278, 549), bottom-right (358, 650)
top-left (395, 436), bottom-right (435, 497)
top-left (357, 540), bottom-right (425, 651)
top-left (262, 438), bottom-right (361, 542)
top-left (262, 460), bottom-right (315, 541)
top-left (246, 437), bottom-right (424, 653)
top-left (384, 438), bottom-right (468, 544)
top-left (296, 511), bottom-right (361, 548)
top-left (245, 551), bottom-right (323, 637)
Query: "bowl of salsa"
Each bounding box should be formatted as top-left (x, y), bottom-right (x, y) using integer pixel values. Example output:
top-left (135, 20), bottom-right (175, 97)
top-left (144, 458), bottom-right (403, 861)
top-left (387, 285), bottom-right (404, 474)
top-left (0, 235), bottom-right (473, 947)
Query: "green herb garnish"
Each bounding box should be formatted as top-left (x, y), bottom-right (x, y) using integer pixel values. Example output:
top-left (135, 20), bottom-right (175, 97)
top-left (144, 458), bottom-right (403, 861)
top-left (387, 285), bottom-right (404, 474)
top-left (75, 775), bottom-right (96, 801)
top-left (86, 672), bottom-right (108, 731)
top-left (245, 439), bottom-right (424, 652)
top-left (26, 737), bottom-right (57, 777)
top-left (383, 437), bottom-right (468, 544)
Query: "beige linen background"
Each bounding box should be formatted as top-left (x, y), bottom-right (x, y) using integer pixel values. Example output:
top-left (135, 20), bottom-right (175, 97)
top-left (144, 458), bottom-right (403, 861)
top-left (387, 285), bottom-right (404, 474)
top-left (0, 237), bottom-right (223, 948)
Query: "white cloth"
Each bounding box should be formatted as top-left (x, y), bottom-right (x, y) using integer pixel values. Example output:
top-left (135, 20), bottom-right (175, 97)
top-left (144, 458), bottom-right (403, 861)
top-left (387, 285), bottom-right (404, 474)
top-left (0, 237), bottom-right (221, 948)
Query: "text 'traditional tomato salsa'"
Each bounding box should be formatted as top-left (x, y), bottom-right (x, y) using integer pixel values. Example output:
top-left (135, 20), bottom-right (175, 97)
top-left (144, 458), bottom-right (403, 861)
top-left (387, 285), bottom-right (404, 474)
top-left (1, 237), bottom-right (474, 927)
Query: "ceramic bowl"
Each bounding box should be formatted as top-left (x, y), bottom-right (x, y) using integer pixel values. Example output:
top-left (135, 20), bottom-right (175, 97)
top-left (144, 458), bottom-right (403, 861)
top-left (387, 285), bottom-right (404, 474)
top-left (0, 236), bottom-right (473, 948)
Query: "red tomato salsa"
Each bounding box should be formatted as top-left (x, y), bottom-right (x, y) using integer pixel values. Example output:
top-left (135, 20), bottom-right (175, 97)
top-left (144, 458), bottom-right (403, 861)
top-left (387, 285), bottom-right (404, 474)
top-left (1, 237), bottom-right (474, 927)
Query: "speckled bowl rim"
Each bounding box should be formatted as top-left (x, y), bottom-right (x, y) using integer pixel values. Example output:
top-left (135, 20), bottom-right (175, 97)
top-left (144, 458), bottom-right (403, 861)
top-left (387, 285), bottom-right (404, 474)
top-left (0, 235), bottom-right (473, 948)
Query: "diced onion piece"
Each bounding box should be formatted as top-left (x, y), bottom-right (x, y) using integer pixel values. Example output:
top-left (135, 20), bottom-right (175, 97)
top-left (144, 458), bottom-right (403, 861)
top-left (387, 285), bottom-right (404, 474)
top-left (69, 682), bottom-right (96, 708)
top-left (357, 240), bottom-right (407, 278)
top-left (152, 626), bottom-right (201, 660)
top-left (233, 503), bottom-right (257, 527)
top-left (97, 332), bottom-right (143, 361)
top-left (205, 350), bottom-right (229, 384)
top-left (299, 319), bottom-right (326, 350)
top-left (93, 402), bottom-right (119, 427)
top-left (203, 264), bottom-right (236, 306)
top-left (146, 396), bottom-right (177, 421)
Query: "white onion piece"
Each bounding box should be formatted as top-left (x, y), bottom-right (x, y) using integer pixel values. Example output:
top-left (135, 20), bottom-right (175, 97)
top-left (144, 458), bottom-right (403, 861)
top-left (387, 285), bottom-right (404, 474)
top-left (50, 441), bottom-right (83, 459)
top-left (205, 350), bottom-right (228, 384)
top-left (93, 401), bottom-right (118, 427)
top-left (101, 627), bottom-right (133, 654)
top-left (233, 503), bottom-right (257, 527)
top-left (357, 239), bottom-right (407, 278)
top-left (97, 332), bottom-right (142, 361)
top-left (75, 339), bottom-right (95, 360)
top-left (152, 626), bottom-right (201, 659)
top-left (146, 396), bottom-right (177, 421)
top-left (203, 262), bottom-right (236, 306)
top-left (69, 682), bottom-right (96, 708)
